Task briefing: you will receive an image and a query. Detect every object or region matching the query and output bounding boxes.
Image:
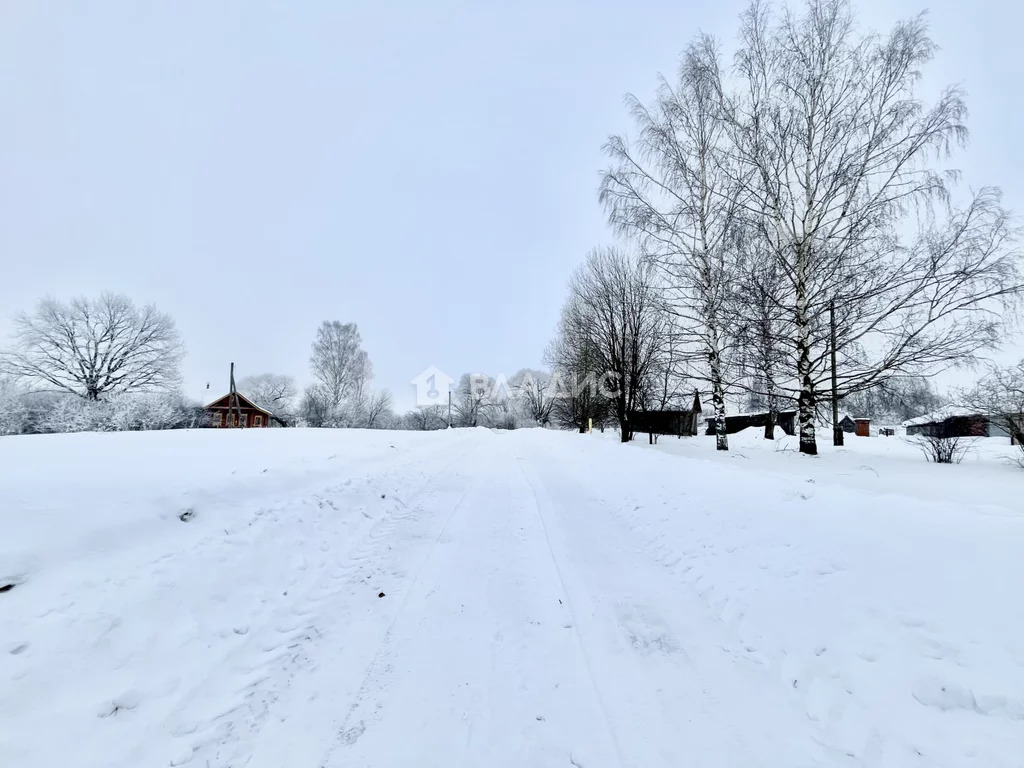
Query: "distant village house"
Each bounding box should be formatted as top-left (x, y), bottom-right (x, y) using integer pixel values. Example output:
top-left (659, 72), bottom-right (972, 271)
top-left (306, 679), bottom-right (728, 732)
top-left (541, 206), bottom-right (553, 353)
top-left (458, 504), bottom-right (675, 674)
top-left (903, 408), bottom-right (1019, 444)
top-left (204, 392), bottom-right (279, 428)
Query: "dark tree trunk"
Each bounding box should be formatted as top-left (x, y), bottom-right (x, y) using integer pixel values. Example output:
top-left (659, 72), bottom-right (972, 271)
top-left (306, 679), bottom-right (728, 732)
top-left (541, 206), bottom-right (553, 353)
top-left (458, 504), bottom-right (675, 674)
top-left (618, 395), bottom-right (631, 443)
top-left (830, 299), bottom-right (844, 447)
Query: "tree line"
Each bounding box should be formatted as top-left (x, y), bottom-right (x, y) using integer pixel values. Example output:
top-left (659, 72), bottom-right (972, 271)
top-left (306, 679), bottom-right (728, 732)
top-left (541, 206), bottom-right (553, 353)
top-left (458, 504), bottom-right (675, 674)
top-left (0, 294), bottom-right (395, 434)
top-left (0, 293), bottom-right (563, 436)
top-left (549, 0), bottom-right (1023, 454)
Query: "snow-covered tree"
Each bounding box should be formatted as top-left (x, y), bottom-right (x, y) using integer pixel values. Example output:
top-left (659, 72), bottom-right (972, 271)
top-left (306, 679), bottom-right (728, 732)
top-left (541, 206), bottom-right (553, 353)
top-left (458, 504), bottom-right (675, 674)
top-left (510, 369), bottom-right (554, 426)
top-left (1, 293), bottom-right (184, 401)
top-left (453, 373), bottom-right (497, 428)
top-left (309, 321), bottom-right (372, 411)
top-left (0, 377), bottom-right (29, 435)
top-left (404, 405), bottom-right (448, 431)
top-left (238, 373), bottom-right (297, 424)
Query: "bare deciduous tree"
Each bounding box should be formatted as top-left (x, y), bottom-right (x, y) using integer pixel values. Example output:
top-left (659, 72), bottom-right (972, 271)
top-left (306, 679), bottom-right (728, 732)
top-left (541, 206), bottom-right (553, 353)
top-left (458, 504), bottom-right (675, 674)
top-left (730, 228), bottom-right (791, 438)
top-left (404, 404), bottom-right (448, 431)
top-left (362, 390), bottom-right (395, 429)
top-left (2, 293), bottom-right (184, 401)
top-left (454, 373), bottom-right (497, 428)
top-left (309, 321), bottom-right (372, 411)
top-left (238, 373), bottom-right (297, 423)
top-left (602, 35), bottom-right (743, 450)
top-left (510, 369), bottom-right (554, 426)
top-left (724, 0), bottom-right (1022, 453)
top-left (546, 329), bottom-right (612, 433)
top-left (555, 248), bottom-right (665, 442)
top-left (964, 360), bottom-right (1024, 462)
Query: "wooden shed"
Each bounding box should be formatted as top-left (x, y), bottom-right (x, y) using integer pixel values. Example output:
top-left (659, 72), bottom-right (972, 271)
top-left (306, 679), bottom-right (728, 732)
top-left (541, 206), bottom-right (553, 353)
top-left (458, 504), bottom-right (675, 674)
top-left (855, 418), bottom-right (871, 437)
top-left (629, 391), bottom-right (703, 437)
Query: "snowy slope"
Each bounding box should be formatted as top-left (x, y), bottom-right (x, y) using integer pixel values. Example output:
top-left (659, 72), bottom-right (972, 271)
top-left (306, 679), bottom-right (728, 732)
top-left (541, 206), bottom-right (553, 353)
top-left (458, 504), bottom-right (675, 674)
top-left (1, 428), bottom-right (1022, 767)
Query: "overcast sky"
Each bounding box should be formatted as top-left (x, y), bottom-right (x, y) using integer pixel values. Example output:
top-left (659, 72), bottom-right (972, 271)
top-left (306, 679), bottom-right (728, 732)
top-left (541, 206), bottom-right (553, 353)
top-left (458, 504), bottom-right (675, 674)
top-left (2, 0), bottom-right (1021, 410)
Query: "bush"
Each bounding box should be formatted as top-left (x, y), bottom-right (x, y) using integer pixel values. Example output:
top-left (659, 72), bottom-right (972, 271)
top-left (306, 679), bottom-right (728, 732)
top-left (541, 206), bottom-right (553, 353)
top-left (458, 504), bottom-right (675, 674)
top-left (915, 433), bottom-right (970, 464)
top-left (3, 391), bottom-right (202, 435)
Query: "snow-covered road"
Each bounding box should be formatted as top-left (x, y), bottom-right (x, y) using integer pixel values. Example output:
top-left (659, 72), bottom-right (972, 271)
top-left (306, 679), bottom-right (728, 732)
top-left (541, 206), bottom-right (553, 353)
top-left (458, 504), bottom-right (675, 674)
top-left (2, 428), bottom-right (1022, 767)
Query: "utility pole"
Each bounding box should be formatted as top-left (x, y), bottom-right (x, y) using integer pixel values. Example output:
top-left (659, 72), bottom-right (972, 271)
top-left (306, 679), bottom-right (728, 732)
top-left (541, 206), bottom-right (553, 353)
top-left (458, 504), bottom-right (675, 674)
top-left (448, 390), bottom-right (452, 429)
top-left (230, 362), bottom-right (244, 429)
top-left (830, 300), bottom-right (843, 447)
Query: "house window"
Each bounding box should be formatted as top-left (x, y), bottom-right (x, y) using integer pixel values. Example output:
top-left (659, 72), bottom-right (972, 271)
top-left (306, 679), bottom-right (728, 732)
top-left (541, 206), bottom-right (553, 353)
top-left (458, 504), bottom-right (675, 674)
top-left (213, 411), bottom-right (225, 427)
top-left (253, 415), bottom-right (263, 427)
top-left (233, 413), bottom-right (240, 427)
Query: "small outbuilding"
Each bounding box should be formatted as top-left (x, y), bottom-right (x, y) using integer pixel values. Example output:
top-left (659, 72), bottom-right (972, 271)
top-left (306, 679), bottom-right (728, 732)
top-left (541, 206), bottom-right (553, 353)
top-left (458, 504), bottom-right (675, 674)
top-left (629, 391), bottom-right (704, 437)
top-left (838, 415), bottom-right (856, 433)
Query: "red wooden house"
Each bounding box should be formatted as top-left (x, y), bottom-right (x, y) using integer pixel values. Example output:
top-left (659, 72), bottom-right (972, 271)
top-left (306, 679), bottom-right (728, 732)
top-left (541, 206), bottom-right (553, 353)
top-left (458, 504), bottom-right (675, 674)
top-left (204, 392), bottom-right (275, 428)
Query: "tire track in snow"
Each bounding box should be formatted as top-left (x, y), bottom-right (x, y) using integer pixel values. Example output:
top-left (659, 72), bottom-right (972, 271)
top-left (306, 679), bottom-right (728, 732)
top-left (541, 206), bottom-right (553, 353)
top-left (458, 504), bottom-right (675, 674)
top-left (164, 438), bottom-right (484, 768)
top-left (314, 464), bottom-right (484, 767)
top-left (515, 437), bottom-right (828, 767)
top-left (514, 454), bottom-right (630, 768)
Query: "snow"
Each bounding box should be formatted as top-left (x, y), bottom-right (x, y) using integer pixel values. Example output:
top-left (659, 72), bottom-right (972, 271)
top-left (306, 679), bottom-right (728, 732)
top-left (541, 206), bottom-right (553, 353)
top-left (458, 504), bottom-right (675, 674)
top-left (2, 427), bottom-right (1023, 767)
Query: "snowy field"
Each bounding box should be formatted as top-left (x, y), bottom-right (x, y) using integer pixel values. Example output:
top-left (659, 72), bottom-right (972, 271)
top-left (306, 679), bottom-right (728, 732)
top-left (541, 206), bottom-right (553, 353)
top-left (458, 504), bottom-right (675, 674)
top-left (1, 427), bottom-right (1022, 767)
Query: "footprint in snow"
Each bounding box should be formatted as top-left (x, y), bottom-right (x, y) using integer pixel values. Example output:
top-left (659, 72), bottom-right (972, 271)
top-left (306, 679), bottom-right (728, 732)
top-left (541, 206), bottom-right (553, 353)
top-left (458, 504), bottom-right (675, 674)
top-left (340, 721), bottom-right (366, 745)
top-left (97, 689), bottom-right (142, 718)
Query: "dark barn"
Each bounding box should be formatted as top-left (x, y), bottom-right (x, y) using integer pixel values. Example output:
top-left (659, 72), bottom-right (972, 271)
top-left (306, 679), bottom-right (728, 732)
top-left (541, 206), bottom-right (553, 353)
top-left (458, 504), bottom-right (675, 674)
top-left (629, 392), bottom-right (703, 438)
top-left (705, 409), bottom-right (797, 437)
top-left (630, 408), bottom-right (703, 438)
top-left (905, 412), bottom-right (1011, 441)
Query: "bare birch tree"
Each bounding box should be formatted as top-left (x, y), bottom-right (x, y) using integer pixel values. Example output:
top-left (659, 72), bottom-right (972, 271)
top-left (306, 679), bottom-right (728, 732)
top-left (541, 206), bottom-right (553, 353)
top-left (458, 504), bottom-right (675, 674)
top-left (723, 0), bottom-right (1021, 453)
top-left (309, 321), bottom-right (372, 411)
top-left (729, 227), bottom-right (791, 438)
top-left (601, 36), bottom-right (743, 450)
top-left (2, 293), bottom-right (184, 400)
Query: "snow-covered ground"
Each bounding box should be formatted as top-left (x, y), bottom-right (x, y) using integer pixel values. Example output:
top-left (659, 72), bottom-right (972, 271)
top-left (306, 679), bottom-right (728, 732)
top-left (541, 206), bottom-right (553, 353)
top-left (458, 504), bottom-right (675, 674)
top-left (1, 427), bottom-right (1022, 767)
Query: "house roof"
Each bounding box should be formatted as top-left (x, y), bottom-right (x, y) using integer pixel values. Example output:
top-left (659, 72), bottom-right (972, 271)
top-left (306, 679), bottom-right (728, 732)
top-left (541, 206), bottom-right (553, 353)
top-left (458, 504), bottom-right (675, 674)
top-left (901, 406), bottom-right (979, 428)
top-left (204, 391), bottom-right (274, 417)
top-left (734, 409), bottom-right (797, 418)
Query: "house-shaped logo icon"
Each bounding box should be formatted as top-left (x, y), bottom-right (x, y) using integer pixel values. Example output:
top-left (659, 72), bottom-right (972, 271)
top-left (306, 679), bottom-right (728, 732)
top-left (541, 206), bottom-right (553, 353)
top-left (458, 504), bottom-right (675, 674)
top-left (410, 365), bottom-right (455, 407)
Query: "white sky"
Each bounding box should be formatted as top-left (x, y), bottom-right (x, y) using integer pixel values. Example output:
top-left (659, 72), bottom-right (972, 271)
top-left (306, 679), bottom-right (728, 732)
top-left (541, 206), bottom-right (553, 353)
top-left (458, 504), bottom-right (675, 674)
top-left (1, 0), bottom-right (1021, 410)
